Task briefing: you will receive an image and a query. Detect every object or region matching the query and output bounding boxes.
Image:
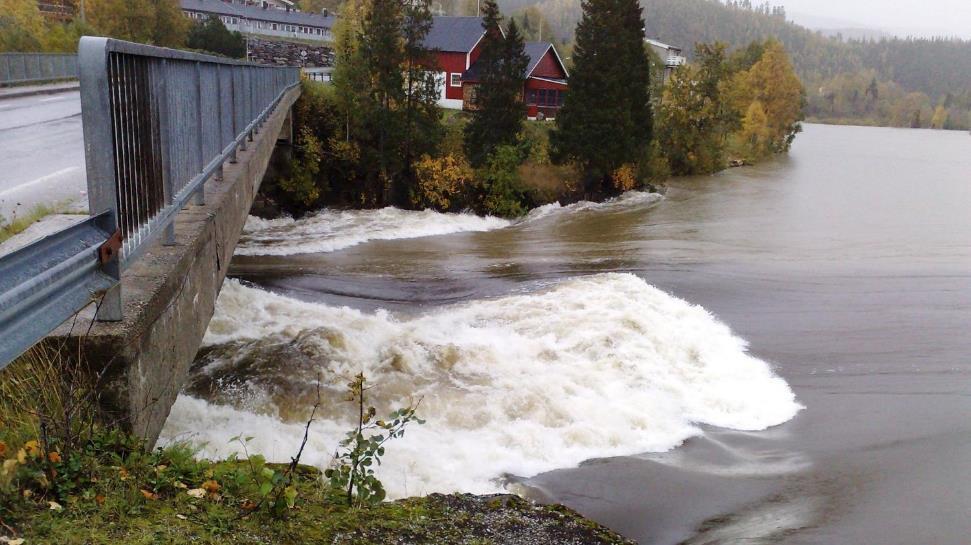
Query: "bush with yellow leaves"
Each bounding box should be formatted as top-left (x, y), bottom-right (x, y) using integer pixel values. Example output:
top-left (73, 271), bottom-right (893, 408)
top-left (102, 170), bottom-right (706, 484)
top-left (411, 154), bottom-right (475, 211)
top-left (610, 164), bottom-right (639, 192)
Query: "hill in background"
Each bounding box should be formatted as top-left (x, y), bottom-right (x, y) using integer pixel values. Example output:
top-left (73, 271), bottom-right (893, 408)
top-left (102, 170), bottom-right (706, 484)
top-left (495, 0), bottom-right (971, 129)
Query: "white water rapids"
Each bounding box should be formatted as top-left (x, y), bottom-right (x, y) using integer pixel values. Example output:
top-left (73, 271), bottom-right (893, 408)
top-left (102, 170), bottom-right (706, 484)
top-left (160, 197), bottom-right (801, 498)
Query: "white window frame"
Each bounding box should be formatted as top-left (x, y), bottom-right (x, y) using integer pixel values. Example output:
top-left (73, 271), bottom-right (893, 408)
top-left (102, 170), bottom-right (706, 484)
top-left (450, 73), bottom-right (462, 87)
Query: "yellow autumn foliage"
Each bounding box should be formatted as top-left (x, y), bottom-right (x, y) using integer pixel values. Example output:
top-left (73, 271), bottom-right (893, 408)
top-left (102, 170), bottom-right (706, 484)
top-left (610, 164), bottom-right (638, 192)
top-left (412, 154), bottom-right (474, 211)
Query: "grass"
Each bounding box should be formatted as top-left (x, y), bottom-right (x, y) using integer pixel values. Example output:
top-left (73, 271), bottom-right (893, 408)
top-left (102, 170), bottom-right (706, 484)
top-left (0, 349), bottom-right (635, 545)
top-left (0, 203), bottom-right (59, 245)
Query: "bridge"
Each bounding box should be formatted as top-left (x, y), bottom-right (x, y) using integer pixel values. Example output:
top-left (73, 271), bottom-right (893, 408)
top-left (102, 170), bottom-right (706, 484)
top-left (0, 39), bottom-right (301, 445)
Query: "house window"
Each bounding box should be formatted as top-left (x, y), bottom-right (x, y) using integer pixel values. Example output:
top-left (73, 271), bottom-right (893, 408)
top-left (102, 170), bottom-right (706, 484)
top-left (450, 73), bottom-right (461, 87)
top-left (538, 89), bottom-right (547, 106)
top-left (272, 23), bottom-right (277, 30)
top-left (527, 90), bottom-right (537, 105)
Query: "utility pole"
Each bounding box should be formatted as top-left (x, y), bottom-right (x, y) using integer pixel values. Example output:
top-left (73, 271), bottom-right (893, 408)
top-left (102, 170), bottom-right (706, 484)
top-left (79, 0), bottom-right (86, 24)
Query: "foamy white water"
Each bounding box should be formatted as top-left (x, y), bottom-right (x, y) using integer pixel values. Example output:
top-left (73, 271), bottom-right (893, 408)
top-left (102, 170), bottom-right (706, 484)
top-left (161, 273), bottom-right (801, 498)
top-left (524, 190), bottom-right (664, 222)
top-left (236, 192), bottom-right (663, 256)
top-left (236, 207), bottom-right (511, 256)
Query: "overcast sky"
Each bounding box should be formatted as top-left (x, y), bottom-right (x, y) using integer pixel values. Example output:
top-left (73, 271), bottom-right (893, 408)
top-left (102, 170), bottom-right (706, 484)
top-left (780, 0), bottom-right (971, 39)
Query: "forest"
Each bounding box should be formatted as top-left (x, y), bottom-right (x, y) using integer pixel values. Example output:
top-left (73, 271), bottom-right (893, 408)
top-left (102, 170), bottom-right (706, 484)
top-left (492, 0), bottom-right (971, 130)
top-left (0, 0), bottom-right (248, 58)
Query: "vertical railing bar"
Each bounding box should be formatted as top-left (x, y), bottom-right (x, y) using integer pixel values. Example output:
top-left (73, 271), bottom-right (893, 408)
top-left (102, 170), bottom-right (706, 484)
top-left (127, 55), bottom-right (140, 251)
top-left (136, 56), bottom-right (151, 249)
top-left (158, 58), bottom-right (175, 245)
top-left (108, 53), bottom-right (128, 247)
top-left (122, 55), bottom-right (138, 252)
top-left (215, 64), bottom-right (223, 172)
top-left (150, 59), bottom-right (165, 226)
top-left (194, 61), bottom-right (205, 205)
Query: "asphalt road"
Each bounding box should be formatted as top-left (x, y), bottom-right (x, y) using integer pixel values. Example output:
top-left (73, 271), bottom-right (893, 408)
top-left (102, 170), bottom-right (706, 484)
top-left (0, 91), bottom-right (86, 220)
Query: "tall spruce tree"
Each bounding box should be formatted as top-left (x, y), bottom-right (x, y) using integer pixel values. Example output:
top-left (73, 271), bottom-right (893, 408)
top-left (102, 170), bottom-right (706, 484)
top-left (463, 1), bottom-right (529, 168)
top-left (550, 0), bottom-right (653, 196)
top-left (400, 0), bottom-right (443, 203)
top-left (360, 0), bottom-right (405, 201)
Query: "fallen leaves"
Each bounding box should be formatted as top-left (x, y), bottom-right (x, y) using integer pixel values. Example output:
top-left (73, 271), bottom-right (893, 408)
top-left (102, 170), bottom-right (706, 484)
top-left (48, 500), bottom-right (63, 511)
top-left (47, 452), bottom-right (61, 463)
top-left (140, 489), bottom-right (159, 501)
top-left (186, 488), bottom-right (206, 499)
top-left (0, 537), bottom-right (25, 545)
top-left (201, 480), bottom-right (220, 494)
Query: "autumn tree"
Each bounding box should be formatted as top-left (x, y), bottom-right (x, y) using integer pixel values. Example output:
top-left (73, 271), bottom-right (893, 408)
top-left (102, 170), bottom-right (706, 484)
top-left (86, 0), bottom-right (189, 47)
top-left (187, 15), bottom-right (246, 58)
top-left (464, 1), bottom-right (529, 167)
top-left (551, 0), bottom-right (653, 196)
top-left (731, 40), bottom-right (804, 152)
top-left (656, 43), bottom-right (736, 174)
top-left (0, 0), bottom-right (47, 51)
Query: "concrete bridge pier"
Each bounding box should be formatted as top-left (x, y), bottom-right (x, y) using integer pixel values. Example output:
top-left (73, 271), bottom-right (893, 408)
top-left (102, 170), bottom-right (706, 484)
top-left (48, 86), bottom-right (301, 446)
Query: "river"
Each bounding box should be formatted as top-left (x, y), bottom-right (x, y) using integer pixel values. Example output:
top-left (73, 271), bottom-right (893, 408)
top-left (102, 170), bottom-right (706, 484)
top-left (160, 123), bottom-right (971, 544)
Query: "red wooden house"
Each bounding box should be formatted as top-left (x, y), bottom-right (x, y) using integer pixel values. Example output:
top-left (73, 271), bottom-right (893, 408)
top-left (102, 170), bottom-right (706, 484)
top-left (424, 17), bottom-right (488, 110)
top-left (425, 17), bottom-right (569, 119)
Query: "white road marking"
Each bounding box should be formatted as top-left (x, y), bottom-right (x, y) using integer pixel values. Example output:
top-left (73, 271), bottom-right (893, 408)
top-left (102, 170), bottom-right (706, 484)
top-left (0, 166), bottom-right (82, 199)
top-left (39, 95), bottom-right (74, 103)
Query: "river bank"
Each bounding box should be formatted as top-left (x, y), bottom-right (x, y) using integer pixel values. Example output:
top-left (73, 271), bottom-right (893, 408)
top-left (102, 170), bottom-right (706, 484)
top-left (160, 123), bottom-right (971, 544)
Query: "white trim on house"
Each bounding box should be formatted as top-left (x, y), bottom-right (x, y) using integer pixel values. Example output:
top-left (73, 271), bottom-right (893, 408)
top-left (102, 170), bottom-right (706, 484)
top-left (524, 43), bottom-right (570, 80)
top-left (531, 76), bottom-right (568, 85)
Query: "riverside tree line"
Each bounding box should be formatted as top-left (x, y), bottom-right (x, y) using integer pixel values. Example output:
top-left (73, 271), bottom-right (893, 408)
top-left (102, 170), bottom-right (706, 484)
top-left (0, 0), bottom-right (805, 218)
top-left (269, 0), bottom-right (805, 217)
top-left (0, 0), bottom-right (246, 58)
top-left (497, 0), bottom-right (971, 131)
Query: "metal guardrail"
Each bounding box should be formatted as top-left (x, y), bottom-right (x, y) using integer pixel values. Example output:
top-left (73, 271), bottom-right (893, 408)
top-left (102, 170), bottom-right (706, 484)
top-left (0, 37), bottom-right (299, 368)
top-left (0, 53), bottom-right (78, 85)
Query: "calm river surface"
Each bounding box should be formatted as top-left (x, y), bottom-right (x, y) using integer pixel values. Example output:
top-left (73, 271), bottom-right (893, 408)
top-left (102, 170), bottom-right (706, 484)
top-left (162, 124), bottom-right (971, 544)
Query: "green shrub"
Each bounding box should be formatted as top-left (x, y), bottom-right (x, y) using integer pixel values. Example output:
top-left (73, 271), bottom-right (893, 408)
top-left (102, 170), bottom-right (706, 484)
top-left (478, 145), bottom-right (528, 218)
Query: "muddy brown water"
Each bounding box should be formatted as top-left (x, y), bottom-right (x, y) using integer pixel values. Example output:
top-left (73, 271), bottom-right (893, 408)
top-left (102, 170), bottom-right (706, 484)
top-left (225, 123), bottom-right (971, 544)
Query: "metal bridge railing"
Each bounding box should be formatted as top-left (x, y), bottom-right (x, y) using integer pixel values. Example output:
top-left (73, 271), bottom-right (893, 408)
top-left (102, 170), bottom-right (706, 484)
top-left (80, 37), bottom-right (300, 320)
top-left (0, 37), bottom-right (299, 367)
top-left (0, 52), bottom-right (79, 85)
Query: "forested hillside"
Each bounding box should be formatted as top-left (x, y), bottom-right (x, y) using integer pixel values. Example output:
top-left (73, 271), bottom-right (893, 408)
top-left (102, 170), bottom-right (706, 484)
top-left (496, 0), bottom-right (971, 129)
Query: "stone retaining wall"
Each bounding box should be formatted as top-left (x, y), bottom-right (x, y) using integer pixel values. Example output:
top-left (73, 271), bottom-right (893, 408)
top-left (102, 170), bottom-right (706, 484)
top-left (248, 37), bottom-right (334, 67)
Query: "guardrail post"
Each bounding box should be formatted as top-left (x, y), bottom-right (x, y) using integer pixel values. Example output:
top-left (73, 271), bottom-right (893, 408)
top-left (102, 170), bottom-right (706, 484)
top-left (79, 37), bottom-right (122, 321)
top-left (158, 58), bottom-right (176, 246)
top-left (193, 61), bottom-right (205, 206)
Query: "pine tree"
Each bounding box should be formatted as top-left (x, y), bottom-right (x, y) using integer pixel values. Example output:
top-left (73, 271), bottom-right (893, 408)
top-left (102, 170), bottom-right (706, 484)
top-left (400, 0), bottom-right (443, 205)
top-left (550, 0), bottom-right (653, 196)
top-left (463, 1), bottom-right (529, 168)
top-left (360, 0), bottom-right (406, 198)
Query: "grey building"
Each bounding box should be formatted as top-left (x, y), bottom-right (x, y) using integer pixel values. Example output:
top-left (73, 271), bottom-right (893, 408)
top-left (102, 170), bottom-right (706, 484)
top-left (645, 38), bottom-right (686, 83)
top-left (180, 0), bottom-right (336, 42)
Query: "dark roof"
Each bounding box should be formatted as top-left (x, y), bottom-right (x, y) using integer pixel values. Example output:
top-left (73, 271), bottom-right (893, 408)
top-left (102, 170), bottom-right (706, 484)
top-left (425, 17), bottom-right (485, 53)
top-left (524, 42), bottom-right (551, 77)
top-left (180, 0), bottom-right (336, 28)
top-left (461, 41), bottom-right (566, 82)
